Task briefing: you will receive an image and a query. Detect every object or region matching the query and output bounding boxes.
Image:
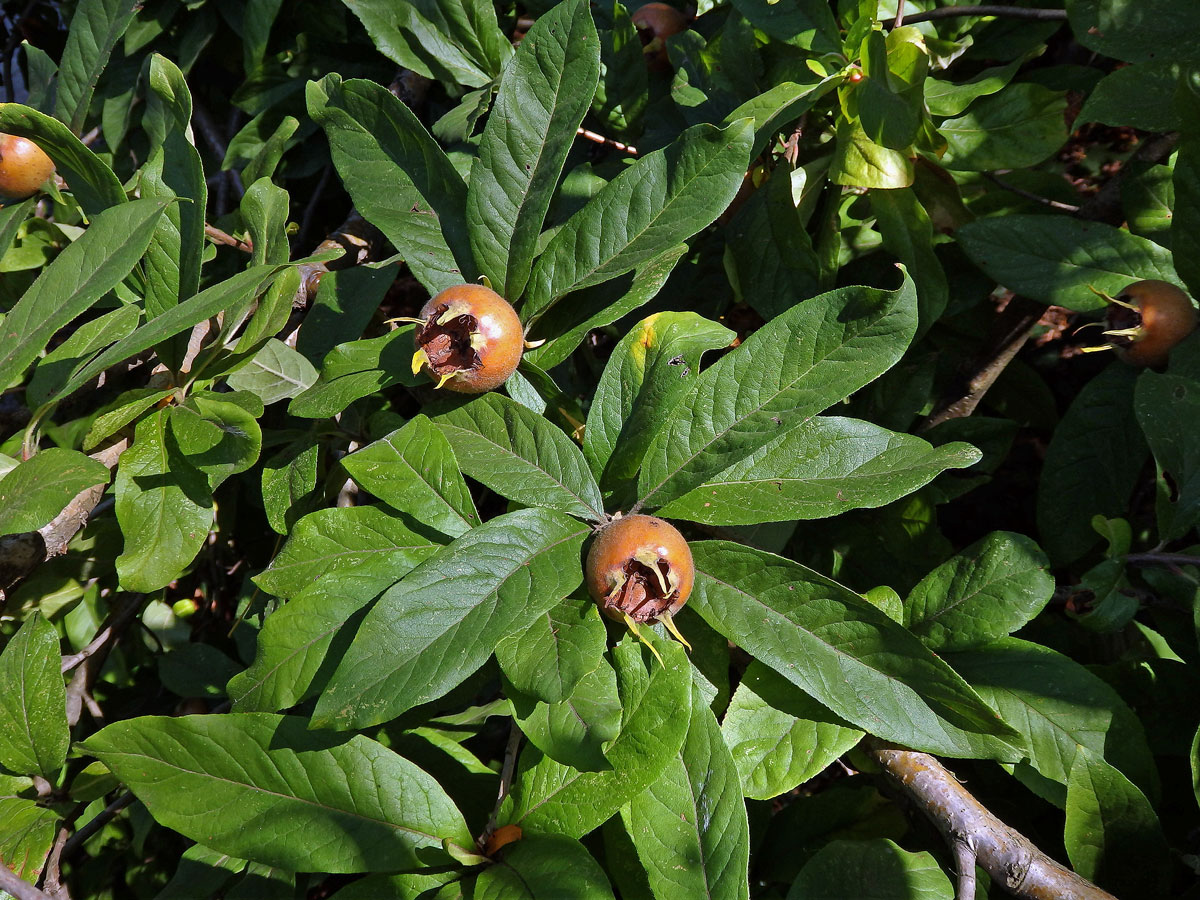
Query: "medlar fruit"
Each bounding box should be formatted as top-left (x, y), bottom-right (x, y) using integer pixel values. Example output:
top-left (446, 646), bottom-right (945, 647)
top-left (1092, 280), bottom-right (1197, 368)
top-left (0, 132), bottom-right (55, 203)
top-left (411, 283), bottom-right (523, 393)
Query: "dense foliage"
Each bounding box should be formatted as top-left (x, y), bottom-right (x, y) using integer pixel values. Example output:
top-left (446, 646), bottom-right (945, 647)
top-left (1, 0), bottom-right (1199, 898)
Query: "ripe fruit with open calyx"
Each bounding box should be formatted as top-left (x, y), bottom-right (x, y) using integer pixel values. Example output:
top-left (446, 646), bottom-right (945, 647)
top-left (410, 283), bottom-right (523, 393)
top-left (0, 132), bottom-right (55, 203)
top-left (586, 513), bottom-right (694, 661)
top-left (631, 2), bottom-right (687, 69)
top-left (1086, 280), bottom-right (1198, 368)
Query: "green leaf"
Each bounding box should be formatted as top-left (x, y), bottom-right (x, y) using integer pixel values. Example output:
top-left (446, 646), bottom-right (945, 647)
top-left (307, 75), bottom-right (472, 292)
top-left (655, 418), bottom-right (979, 526)
top-left (261, 435), bottom-right (321, 535)
top-left (940, 83), bottom-right (1067, 171)
top-left (1068, 0), bottom-right (1200, 64)
top-left (467, 0), bottom-right (599, 299)
top-left (295, 265), bottom-right (395, 365)
top-left (0, 797), bottom-right (58, 883)
top-left (786, 839), bottom-right (952, 900)
top-left (584, 311), bottom-right (734, 492)
top-left (54, 0), bottom-right (140, 134)
top-left (830, 118), bottom-right (913, 190)
top-left (729, 0), bottom-right (839, 54)
top-left (27, 305), bottom-right (140, 407)
top-left (924, 58), bottom-right (1024, 117)
top-left (241, 177), bottom-right (291, 267)
top-left (253, 505), bottom-right (441, 601)
top-left (289, 326), bottom-right (422, 419)
top-left (114, 409), bottom-right (214, 593)
top-left (51, 263), bottom-right (311, 404)
top-left (1135, 372), bottom-right (1200, 540)
top-left (1078, 62), bottom-right (1181, 132)
top-left (0, 448), bottom-right (109, 535)
top-left (509, 661), bottom-right (622, 772)
top-left (0, 103), bottom-right (127, 215)
top-left (83, 386), bottom-right (173, 452)
top-left (524, 243), bottom-right (690, 371)
top-left (956, 214), bottom-right (1182, 310)
top-left (341, 415), bottom-right (479, 540)
top-left (476, 834), bottom-right (615, 899)
top-left (721, 662), bottom-right (862, 801)
top-left (433, 394), bottom-right (604, 522)
top-left (314, 509), bottom-right (589, 729)
top-left (0, 198), bottom-right (167, 391)
top-left (82, 713), bottom-right (474, 872)
top-left (523, 119), bottom-right (753, 326)
top-left (1036, 364), bottom-right (1148, 565)
top-left (872, 187), bottom-right (948, 330)
top-left (637, 277), bottom-right (918, 511)
top-left (226, 339), bottom-right (319, 405)
top-left (1173, 85), bottom-right (1200, 295)
top-left (690, 541), bottom-right (1021, 759)
top-left (504, 638), bottom-right (693, 837)
top-left (234, 508), bottom-right (441, 712)
top-left (1064, 747), bottom-right (1169, 899)
top-left (948, 638), bottom-right (1159, 807)
top-left (496, 595), bottom-right (607, 705)
top-left (723, 79), bottom-right (839, 160)
top-left (340, 0), bottom-right (506, 87)
top-left (904, 531), bottom-right (1054, 652)
top-left (0, 614), bottom-right (69, 779)
top-left (623, 684), bottom-right (749, 900)
top-left (170, 393), bottom-right (263, 491)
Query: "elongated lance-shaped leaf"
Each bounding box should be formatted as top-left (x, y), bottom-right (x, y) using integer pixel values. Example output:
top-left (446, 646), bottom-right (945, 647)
top-left (476, 834), bottom-right (616, 898)
top-left (0, 103), bottom-right (126, 214)
top-left (340, 415), bottom-right (479, 540)
top-left (0, 197), bottom-right (167, 392)
top-left (313, 509), bottom-right (589, 730)
top-left (468, 0), bottom-right (599, 300)
top-left (0, 614), bottom-right (69, 779)
top-left (54, 0), bottom-right (139, 134)
top-left (0, 448), bottom-right (109, 535)
top-left (522, 119), bottom-right (753, 327)
top-left (637, 275), bottom-right (917, 511)
top-left (622, 683), bottom-right (750, 900)
top-left (307, 74), bottom-right (473, 292)
top-left (48, 258), bottom-right (329, 404)
top-left (433, 393), bottom-right (605, 522)
top-left (691, 541), bottom-right (1023, 759)
top-left (654, 417), bottom-right (979, 525)
top-left (503, 637), bottom-right (692, 836)
top-left (82, 714), bottom-right (475, 873)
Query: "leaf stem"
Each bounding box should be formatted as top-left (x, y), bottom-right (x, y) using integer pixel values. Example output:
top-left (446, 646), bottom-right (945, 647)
top-left (884, 6), bottom-right (1068, 28)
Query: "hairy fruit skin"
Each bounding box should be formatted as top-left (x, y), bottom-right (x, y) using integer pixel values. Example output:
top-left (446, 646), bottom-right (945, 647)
top-left (413, 284), bottom-right (523, 393)
top-left (586, 514), bottom-right (694, 624)
top-left (631, 3), bottom-right (687, 69)
top-left (1105, 280), bottom-right (1197, 368)
top-left (0, 132), bottom-right (55, 203)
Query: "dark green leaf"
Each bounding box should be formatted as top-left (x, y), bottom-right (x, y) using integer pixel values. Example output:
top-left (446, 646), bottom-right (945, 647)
top-left (468, 0), bottom-right (599, 299)
top-left (623, 684), bottom-right (749, 900)
top-left (476, 834), bottom-right (614, 899)
top-left (307, 75), bottom-right (472, 292)
top-left (1078, 62), bottom-right (1181, 132)
top-left (54, 0), bottom-right (140, 134)
top-left (729, 0), bottom-right (839, 54)
top-left (496, 595), bottom-right (607, 705)
top-left (786, 839), bottom-right (952, 900)
top-left (260, 435), bottom-right (321, 535)
top-left (27, 304), bottom-right (140, 407)
top-left (523, 119), bottom-right (753, 326)
top-left (509, 661), bottom-right (622, 772)
top-left (721, 662), bottom-right (862, 801)
top-left (1136, 372), bottom-right (1200, 541)
top-left (0, 198), bottom-right (167, 392)
top-left (0, 614), bottom-right (69, 779)
top-left (956, 214), bottom-right (1182, 310)
top-left (904, 532), bottom-right (1054, 652)
top-left (314, 509), bottom-right (589, 729)
top-left (940, 83), bottom-right (1067, 171)
top-left (341, 415), bottom-right (479, 539)
top-left (872, 187), bottom-right (948, 330)
top-left (1064, 747), bottom-right (1169, 899)
top-left (691, 541), bottom-right (1021, 759)
top-left (1068, 0), bottom-right (1200, 64)
top-left (82, 714), bottom-right (474, 872)
top-left (433, 394), bottom-right (604, 522)
top-left (289, 326), bottom-right (422, 419)
top-left (637, 277), bottom-right (918, 511)
top-left (0, 449), bottom-right (109, 535)
top-left (655, 417), bottom-right (979, 526)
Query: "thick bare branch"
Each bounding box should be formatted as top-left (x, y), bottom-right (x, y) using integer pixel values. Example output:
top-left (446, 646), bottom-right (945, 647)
top-left (0, 864), bottom-right (54, 900)
top-left (869, 745), bottom-right (1118, 900)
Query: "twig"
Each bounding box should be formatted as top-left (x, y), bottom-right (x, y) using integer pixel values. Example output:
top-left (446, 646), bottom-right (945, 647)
top-left (297, 163), bottom-right (334, 250)
top-left (60, 792), bottom-right (134, 861)
top-left (952, 837), bottom-right (978, 900)
top-left (61, 597), bottom-right (141, 672)
top-left (884, 5), bottom-right (1068, 27)
top-left (1124, 552), bottom-right (1200, 568)
top-left (482, 722), bottom-right (522, 845)
top-left (577, 127), bottom-right (638, 156)
top-left (984, 172), bottom-right (1081, 213)
top-left (869, 744), bottom-right (1118, 900)
top-left (204, 222), bottom-right (253, 253)
top-left (0, 864), bottom-right (54, 900)
top-left (893, 2), bottom-right (905, 28)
